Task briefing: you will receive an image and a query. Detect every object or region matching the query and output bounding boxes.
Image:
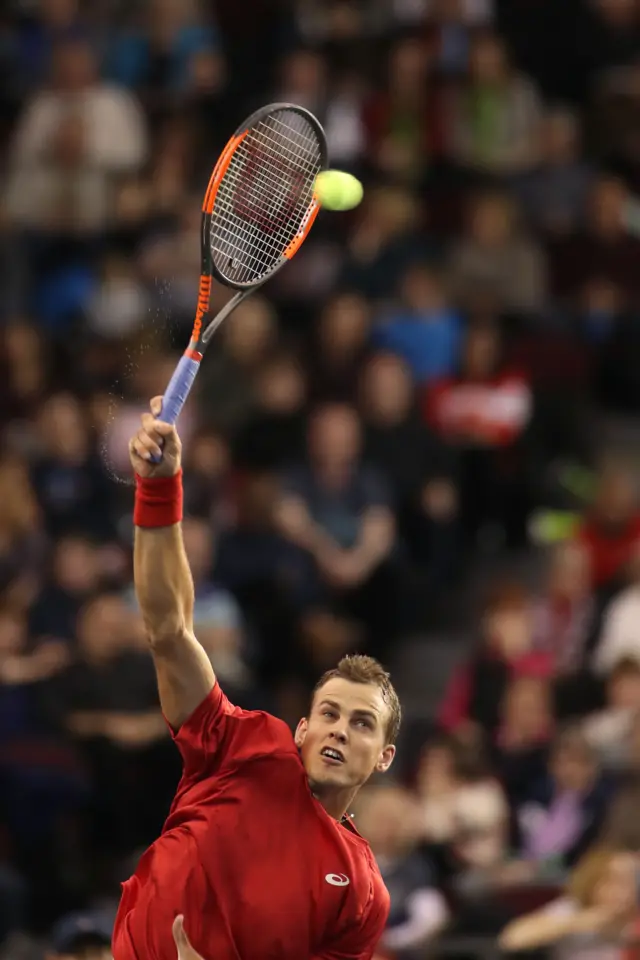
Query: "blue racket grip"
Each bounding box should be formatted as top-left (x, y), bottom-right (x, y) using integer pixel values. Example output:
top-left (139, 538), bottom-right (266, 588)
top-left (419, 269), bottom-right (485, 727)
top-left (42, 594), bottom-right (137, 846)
top-left (150, 353), bottom-right (200, 462)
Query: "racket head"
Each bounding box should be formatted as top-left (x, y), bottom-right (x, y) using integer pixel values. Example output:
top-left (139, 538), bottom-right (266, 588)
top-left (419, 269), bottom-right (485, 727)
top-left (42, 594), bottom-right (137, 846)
top-left (201, 103), bottom-right (327, 293)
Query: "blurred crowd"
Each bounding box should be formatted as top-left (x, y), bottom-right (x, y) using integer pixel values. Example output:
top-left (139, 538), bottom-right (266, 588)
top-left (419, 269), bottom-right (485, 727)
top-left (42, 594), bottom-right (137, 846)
top-left (3, 0), bottom-right (640, 957)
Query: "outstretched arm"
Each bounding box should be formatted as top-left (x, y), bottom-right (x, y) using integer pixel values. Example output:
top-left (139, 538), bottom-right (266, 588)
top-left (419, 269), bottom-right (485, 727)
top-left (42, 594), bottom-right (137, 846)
top-left (130, 397), bottom-right (214, 730)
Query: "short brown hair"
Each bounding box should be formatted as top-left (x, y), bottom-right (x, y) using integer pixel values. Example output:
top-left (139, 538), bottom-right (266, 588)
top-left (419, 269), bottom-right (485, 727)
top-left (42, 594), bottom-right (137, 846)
top-left (609, 656), bottom-right (640, 682)
top-left (313, 654), bottom-right (401, 744)
top-left (567, 845), bottom-right (620, 906)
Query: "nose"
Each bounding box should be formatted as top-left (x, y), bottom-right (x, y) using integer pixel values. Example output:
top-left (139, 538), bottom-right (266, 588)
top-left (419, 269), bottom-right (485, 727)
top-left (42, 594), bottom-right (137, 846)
top-left (330, 727), bottom-right (348, 745)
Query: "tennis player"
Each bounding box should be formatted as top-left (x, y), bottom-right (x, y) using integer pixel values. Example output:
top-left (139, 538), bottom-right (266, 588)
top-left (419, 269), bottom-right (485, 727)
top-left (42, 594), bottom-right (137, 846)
top-left (112, 397), bottom-right (400, 960)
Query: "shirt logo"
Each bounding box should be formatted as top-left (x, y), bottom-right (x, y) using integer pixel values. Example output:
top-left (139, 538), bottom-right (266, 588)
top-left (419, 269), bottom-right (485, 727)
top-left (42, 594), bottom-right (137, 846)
top-left (325, 873), bottom-right (350, 886)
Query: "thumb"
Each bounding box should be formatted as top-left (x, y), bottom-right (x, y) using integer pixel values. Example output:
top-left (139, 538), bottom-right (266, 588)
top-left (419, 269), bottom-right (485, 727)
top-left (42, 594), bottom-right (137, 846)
top-left (172, 915), bottom-right (189, 952)
top-left (151, 396), bottom-right (163, 417)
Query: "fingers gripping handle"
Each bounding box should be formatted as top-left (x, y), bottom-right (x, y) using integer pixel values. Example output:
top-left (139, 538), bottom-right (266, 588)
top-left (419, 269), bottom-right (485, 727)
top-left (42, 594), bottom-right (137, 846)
top-left (150, 353), bottom-right (200, 462)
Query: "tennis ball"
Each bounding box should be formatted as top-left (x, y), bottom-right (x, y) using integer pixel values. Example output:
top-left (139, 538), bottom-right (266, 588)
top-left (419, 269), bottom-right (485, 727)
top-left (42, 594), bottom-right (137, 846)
top-left (315, 170), bottom-right (364, 212)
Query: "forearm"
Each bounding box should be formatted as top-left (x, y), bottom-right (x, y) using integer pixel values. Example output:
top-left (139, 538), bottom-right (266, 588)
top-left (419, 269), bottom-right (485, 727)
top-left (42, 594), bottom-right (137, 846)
top-left (134, 524), bottom-right (194, 642)
top-left (499, 907), bottom-right (601, 951)
top-left (352, 508), bottom-right (394, 571)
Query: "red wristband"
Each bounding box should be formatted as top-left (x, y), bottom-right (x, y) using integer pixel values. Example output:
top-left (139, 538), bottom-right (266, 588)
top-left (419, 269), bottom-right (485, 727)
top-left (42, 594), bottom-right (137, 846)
top-left (134, 470), bottom-right (183, 528)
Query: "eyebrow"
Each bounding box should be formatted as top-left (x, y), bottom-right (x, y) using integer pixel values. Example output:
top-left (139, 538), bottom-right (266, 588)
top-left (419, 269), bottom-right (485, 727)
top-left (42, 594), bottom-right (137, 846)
top-left (320, 699), bottom-right (379, 724)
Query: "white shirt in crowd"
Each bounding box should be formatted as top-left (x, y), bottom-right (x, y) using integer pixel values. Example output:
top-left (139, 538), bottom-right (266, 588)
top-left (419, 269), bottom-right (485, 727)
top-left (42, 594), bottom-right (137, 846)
top-left (593, 585), bottom-right (640, 676)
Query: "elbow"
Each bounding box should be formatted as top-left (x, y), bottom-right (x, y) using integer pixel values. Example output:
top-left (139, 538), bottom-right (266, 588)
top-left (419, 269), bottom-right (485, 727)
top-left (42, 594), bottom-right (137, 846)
top-left (145, 619), bottom-right (191, 651)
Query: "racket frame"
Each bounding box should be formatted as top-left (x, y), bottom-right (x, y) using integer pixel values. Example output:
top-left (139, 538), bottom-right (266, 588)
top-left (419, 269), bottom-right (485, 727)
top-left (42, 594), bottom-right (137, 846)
top-left (156, 103), bottom-right (328, 433)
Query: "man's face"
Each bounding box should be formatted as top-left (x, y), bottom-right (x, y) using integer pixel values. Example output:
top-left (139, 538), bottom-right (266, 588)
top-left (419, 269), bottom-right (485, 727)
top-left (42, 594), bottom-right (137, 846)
top-left (295, 678), bottom-right (395, 802)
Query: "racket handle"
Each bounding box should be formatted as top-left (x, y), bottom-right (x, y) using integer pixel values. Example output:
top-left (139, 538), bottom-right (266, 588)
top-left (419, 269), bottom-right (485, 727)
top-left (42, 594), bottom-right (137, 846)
top-left (150, 353), bottom-right (200, 462)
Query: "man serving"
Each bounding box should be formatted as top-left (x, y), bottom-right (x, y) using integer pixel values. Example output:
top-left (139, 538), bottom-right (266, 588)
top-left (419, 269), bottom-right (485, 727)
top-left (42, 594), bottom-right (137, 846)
top-left (113, 397), bottom-right (401, 960)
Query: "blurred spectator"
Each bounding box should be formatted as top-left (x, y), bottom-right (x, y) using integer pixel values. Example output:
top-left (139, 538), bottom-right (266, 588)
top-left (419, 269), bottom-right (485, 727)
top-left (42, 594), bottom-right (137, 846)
top-left (62, 593), bottom-right (175, 858)
top-left (588, 281), bottom-right (640, 416)
top-left (308, 293), bottom-right (372, 404)
top-left (515, 726), bottom-right (614, 869)
top-left (359, 352), bottom-right (459, 583)
top-left (513, 107), bottom-right (595, 238)
top-left (423, 0), bottom-right (494, 25)
top-left (424, 0), bottom-right (476, 79)
top-left (363, 36), bottom-right (445, 184)
top-left (0, 455), bottom-right (45, 600)
top-left (106, 0), bottom-right (222, 109)
top-left (14, 0), bottom-right (85, 88)
top-left (355, 784), bottom-right (449, 958)
top-left (197, 296), bottom-right (277, 434)
top-left (5, 37), bottom-right (147, 234)
top-left (600, 780), bottom-right (640, 850)
top-left (449, 31), bottom-right (542, 177)
top-left (595, 546), bottom-right (640, 675)
top-left (28, 535), bottom-right (101, 643)
top-left (534, 543), bottom-right (595, 676)
top-left (425, 323), bottom-right (533, 548)
top-left (576, 460), bottom-right (640, 596)
top-left (583, 658), bottom-right (640, 768)
top-left (415, 732), bottom-right (509, 869)
top-left (448, 191), bottom-right (548, 315)
top-left (233, 352), bottom-right (307, 471)
top-left (0, 323), bottom-right (51, 427)
top-left (47, 909), bottom-right (113, 960)
top-left (499, 845), bottom-right (640, 957)
top-left (31, 393), bottom-right (116, 541)
top-left (373, 263), bottom-right (462, 386)
top-left (182, 430), bottom-right (232, 523)
top-left (439, 581), bottom-right (553, 738)
top-left (338, 185), bottom-right (434, 303)
top-left (496, 675), bottom-right (554, 816)
top-left (0, 607), bottom-right (85, 931)
top-left (549, 176), bottom-right (640, 302)
top-left (323, 72), bottom-right (368, 171)
top-left (276, 403), bottom-right (398, 659)
top-left (0, 861), bottom-right (26, 953)
top-left (84, 256), bottom-right (148, 341)
top-left (591, 60), bottom-right (640, 179)
top-left (584, 0), bottom-right (640, 79)
top-left (215, 472), bottom-right (306, 698)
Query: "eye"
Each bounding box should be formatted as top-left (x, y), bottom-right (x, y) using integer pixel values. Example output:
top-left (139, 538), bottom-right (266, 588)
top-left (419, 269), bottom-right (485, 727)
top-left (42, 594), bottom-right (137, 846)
top-left (355, 719), bottom-right (372, 729)
top-left (323, 710), bottom-right (336, 719)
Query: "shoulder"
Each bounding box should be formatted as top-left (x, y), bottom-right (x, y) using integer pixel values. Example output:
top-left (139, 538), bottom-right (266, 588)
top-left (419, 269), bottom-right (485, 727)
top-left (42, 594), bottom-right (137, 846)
top-left (173, 682), bottom-right (298, 767)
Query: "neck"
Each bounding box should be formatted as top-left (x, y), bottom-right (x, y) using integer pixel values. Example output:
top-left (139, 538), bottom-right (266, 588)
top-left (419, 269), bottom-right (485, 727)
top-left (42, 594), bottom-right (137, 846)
top-left (311, 783), bottom-right (359, 822)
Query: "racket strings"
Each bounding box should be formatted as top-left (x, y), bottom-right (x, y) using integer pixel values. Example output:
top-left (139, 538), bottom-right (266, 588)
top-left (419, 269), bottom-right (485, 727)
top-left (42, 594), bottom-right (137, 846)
top-left (216, 118), bottom-right (317, 273)
top-left (210, 109), bottom-right (323, 285)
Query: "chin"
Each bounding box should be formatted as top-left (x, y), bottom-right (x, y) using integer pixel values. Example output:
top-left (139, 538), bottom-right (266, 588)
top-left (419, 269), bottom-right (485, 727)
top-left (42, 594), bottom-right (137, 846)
top-left (307, 766), bottom-right (351, 792)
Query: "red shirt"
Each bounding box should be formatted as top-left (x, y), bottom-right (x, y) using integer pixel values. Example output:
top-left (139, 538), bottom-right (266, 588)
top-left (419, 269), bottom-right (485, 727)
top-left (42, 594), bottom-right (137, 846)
top-left (112, 684), bottom-right (389, 960)
top-left (578, 514), bottom-right (640, 588)
top-left (424, 372), bottom-right (532, 448)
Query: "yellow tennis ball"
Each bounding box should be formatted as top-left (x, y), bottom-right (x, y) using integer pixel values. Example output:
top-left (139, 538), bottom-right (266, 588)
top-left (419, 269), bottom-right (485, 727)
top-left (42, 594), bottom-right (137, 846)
top-left (315, 170), bottom-right (364, 211)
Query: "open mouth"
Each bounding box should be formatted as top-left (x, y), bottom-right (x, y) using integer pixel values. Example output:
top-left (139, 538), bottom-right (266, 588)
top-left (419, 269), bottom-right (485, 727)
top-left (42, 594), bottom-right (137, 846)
top-left (321, 747), bottom-right (345, 764)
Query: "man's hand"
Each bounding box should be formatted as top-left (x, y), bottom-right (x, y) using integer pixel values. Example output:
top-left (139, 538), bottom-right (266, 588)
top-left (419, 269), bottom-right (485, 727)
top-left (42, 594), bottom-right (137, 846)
top-left (129, 396), bottom-right (182, 478)
top-left (173, 915), bottom-right (205, 960)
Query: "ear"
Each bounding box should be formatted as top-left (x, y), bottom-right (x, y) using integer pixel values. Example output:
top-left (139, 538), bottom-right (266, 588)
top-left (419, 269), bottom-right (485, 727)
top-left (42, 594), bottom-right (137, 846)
top-left (294, 717), bottom-right (308, 749)
top-left (376, 744), bottom-right (396, 774)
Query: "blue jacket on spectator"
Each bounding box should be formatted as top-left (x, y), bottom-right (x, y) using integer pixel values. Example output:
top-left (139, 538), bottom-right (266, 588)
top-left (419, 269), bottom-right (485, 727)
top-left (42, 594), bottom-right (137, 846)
top-left (372, 308), bottom-right (462, 385)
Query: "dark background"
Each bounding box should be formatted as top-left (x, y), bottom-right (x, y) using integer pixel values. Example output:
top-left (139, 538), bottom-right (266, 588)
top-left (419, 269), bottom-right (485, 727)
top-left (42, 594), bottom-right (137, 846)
top-left (3, 0), bottom-right (640, 957)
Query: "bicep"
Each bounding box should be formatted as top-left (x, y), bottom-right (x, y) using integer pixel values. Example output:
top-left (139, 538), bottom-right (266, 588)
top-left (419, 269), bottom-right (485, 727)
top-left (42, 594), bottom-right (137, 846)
top-left (151, 629), bottom-right (215, 731)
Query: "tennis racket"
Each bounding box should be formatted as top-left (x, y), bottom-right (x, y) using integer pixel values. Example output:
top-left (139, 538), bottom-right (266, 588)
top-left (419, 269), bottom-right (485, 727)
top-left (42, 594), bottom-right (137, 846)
top-left (154, 102), bottom-right (327, 451)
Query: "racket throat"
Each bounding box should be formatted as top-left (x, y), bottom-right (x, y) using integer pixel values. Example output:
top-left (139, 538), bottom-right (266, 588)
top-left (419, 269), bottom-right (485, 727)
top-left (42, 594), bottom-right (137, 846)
top-left (184, 344), bottom-right (204, 362)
